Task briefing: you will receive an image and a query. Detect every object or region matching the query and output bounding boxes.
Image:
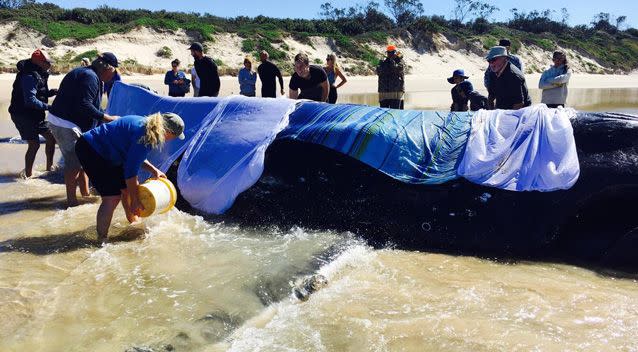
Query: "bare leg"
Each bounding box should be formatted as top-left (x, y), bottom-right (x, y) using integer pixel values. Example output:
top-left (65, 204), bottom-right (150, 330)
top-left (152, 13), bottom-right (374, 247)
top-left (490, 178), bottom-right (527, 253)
top-left (42, 131), bottom-right (56, 172)
top-left (120, 189), bottom-right (140, 223)
top-left (78, 170), bottom-right (90, 197)
top-left (24, 140), bottom-right (40, 178)
top-left (64, 167), bottom-right (81, 207)
top-left (97, 195), bottom-right (121, 242)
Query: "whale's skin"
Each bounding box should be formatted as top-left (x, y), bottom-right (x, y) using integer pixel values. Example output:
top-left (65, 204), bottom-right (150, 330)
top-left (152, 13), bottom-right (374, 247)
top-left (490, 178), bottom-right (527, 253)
top-left (170, 112), bottom-right (638, 271)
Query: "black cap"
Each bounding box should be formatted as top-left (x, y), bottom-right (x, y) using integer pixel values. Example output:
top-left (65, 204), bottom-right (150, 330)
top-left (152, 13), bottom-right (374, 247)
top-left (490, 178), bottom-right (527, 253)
top-left (100, 52), bottom-right (119, 67)
top-left (188, 42), bottom-right (204, 52)
top-left (498, 39), bottom-right (511, 47)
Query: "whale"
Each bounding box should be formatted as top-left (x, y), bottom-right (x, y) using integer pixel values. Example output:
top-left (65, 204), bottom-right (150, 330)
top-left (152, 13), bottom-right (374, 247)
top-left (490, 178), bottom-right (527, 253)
top-left (107, 83), bottom-right (638, 271)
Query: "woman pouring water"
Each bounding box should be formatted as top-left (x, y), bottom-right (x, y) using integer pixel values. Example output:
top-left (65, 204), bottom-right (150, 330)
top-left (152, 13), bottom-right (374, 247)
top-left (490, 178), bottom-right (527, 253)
top-left (74, 112), bottom-right (185, 242)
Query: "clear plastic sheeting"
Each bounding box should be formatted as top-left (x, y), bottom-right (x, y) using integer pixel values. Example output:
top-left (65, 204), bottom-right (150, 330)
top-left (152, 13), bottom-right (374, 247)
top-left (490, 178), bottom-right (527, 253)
top-left (282, 102), bottom-right (473, 184)
top-left (177, 96), bottom-right (297, 214)
top-left (106, 81), bottom-right (221, 173)
top-left (457, 105), bottom-right (580, 191)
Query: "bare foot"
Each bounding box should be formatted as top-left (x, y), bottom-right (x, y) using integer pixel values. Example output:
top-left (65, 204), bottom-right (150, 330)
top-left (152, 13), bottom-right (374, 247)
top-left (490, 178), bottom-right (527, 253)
top-left (67, 200), bottom-right (80, 208)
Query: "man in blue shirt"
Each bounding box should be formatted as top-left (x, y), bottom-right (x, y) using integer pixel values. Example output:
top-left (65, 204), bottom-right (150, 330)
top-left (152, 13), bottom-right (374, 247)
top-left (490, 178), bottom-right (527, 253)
top-left (48, 52), bottom-right (120, 207)
top-left (8, 49), bottom-right (57, 178)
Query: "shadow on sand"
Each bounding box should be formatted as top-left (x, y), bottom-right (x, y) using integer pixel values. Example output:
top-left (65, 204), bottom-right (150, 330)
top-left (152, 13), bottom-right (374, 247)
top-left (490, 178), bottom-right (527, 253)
top-left (0, 226), bottom-right (147, 255)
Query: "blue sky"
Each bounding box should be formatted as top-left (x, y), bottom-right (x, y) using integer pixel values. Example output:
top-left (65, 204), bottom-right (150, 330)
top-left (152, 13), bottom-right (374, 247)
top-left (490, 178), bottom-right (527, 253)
top-left (43, 0), bottom-right (636, 28)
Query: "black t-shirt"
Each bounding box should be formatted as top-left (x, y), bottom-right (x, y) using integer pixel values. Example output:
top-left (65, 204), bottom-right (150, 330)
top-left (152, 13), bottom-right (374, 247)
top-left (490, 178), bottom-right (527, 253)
top-left (257, 60), bottom-right (283, 96)
top-left (289, 65), bottom-right (328, 102)
top-left (194, 56), bottom-right (220, 97)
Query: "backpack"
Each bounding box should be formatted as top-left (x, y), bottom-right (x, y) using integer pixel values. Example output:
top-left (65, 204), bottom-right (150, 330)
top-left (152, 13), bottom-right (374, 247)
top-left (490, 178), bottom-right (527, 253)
top-left (468, 91), bottom-right (489, 111)
top-left (179, 77), bottom-right (191, 94)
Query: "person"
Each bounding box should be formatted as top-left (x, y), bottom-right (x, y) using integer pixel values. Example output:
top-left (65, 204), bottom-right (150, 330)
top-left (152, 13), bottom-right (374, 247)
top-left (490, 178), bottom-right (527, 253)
top-left (485, 46), bottom-right (531, 110)
top-left (484, 38), bottom-right (523, 89)
top-left (47, 52), bottom-right (119, 207)
top-left (74, 112), bottom-right (185, 242)
top-left (377, 44), bottom-right (405, 109)
top-left (8, 49), bottom-right (57, 178)
top-left (447, 69), bottom-right (473, 112)
top-left (324, 53), bottom-right (347, 104)
top-left (288, 53), bottom-right (329, 102)
top-left (190, 66), bottom-right (200, 97)
top-left (104, 69), bottom-right (121, 98)
top-left (257, 50), bottom-right (284, 98)
top-left (164, 59), bottom-right (188, 97)
top-left (539, 50), bottom-right (571, 108)
top-left (189, 42), bottom-right (220, 97)
top-left (238, 56), bottom-right (257, 97)
top-left (80, 57), bottom-right (90, 67)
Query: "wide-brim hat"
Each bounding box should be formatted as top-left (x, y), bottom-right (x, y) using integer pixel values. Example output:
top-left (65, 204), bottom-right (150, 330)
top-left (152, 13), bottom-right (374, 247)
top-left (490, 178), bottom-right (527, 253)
top-left (485, 46), bottom-right (508, 61)
top-left (447, 69), bottom-right (469, 83)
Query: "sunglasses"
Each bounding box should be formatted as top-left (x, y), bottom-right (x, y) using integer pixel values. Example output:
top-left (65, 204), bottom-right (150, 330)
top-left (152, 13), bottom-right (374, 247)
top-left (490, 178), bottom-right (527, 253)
top-left (487, 58), bottom-right (499, 63)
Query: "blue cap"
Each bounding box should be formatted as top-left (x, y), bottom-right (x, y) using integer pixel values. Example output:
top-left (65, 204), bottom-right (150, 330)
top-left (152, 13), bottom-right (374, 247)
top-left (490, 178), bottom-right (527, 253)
top-left (447, 69), bottom-right (469, 83)
top-left (100, 52), bottom-right (119, 67)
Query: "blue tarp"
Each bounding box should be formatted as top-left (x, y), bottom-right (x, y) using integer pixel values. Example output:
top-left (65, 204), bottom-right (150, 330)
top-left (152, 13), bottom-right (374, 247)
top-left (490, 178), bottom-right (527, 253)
top-left (106, 82), bottom-right (578, 214)
top-left (107, 82), bottom-right (472, 214)
top-left (282, 102), bottom-right (473, 184)
top-left (107, 81), bottom-right (221, 173)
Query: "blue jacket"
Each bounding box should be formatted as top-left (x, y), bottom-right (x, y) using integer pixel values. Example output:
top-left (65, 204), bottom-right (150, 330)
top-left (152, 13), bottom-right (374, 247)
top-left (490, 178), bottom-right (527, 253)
top-left (164, 70), bottom-right (187, 96)
top-left (49, 66), bottom-right (104, 132)
top-left (8, 59), bottom-right (54, 118)
top-left (238, 68), bottom-right (257, 96)
top-left (82, 115), bottom-right (151, 179)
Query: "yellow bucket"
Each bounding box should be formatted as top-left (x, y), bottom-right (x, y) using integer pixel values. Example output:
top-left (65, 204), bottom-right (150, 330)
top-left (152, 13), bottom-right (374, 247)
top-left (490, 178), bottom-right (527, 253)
top-left (137, 178), bottom-right (177, 218)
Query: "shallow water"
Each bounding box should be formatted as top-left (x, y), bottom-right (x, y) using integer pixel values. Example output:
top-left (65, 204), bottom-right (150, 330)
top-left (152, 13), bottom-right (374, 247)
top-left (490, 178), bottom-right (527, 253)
top-left (340, 87), bottom-right (638, 112)
top-left (1, 89), bottom-right (638, 351)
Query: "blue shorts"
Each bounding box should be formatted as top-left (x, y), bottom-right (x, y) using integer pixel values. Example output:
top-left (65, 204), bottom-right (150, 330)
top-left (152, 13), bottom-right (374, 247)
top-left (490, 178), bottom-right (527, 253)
top-left (10, 114), bottom-right (48, 141)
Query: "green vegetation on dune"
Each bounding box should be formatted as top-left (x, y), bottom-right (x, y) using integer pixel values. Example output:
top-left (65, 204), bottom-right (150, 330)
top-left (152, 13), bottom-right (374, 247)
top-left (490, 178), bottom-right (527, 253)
top-left (1, 1), bottom-right (637, 74)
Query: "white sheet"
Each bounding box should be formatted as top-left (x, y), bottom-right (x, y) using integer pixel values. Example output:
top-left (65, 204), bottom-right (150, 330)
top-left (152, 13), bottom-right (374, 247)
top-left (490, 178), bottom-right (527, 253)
top-left (457, 105), bottom-right (579, 191)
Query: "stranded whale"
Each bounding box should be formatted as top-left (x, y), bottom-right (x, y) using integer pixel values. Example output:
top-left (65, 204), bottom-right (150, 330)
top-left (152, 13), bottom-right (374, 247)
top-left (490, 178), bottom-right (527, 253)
top-left (107, 82), bottom-right (638, 271)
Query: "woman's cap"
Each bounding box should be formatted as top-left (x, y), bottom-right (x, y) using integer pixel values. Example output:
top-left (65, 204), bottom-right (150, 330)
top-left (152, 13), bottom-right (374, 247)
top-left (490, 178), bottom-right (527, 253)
top-left (162, 112), bottom-right (185, 140)
top-left (386, 44), bottom-right (397, 52)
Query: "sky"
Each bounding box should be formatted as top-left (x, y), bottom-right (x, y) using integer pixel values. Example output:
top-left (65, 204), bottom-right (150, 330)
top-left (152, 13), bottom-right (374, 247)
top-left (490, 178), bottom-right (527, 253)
top-left (41, 0), bottom-right (637, 28)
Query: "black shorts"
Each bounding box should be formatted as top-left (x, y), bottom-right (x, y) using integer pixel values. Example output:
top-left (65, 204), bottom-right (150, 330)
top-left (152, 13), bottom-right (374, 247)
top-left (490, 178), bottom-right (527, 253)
top-left (10, 114), bottom-right (49, 141)
top-left (75, 137), bottom-right (126, 197)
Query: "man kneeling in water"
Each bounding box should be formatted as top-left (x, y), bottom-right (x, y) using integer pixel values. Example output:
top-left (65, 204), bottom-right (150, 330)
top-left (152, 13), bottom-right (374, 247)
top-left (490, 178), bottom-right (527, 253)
top-left (75, 112), bottom-right (185, 242)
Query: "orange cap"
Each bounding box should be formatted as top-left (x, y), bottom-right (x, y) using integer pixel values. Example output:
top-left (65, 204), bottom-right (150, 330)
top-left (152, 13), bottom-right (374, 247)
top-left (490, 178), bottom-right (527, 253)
top-left (386, 45), bottom-right (397, 52)
top-left (31, 49), bottom-right (52, 64)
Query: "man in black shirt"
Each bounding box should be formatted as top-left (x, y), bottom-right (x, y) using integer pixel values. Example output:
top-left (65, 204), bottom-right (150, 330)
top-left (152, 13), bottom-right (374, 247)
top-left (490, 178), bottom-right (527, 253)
top-left (289, 53), bottom-right (329, 102)
top-left (485, 46), bottom-right (531, 110)
top-left (189, 42), bottom-right (220, 97)
top-left (257, 51), bottom-right (284, 98)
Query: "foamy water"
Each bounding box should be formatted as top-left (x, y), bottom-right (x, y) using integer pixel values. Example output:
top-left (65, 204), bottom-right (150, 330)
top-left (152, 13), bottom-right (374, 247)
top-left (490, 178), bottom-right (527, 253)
top-left (1, 93), bottom-right (638, 351)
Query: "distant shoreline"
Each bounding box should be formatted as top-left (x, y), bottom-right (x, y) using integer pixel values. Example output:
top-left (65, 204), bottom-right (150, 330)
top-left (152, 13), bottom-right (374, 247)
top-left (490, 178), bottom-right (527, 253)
top-left (2, 73), bottom-right (637, 98)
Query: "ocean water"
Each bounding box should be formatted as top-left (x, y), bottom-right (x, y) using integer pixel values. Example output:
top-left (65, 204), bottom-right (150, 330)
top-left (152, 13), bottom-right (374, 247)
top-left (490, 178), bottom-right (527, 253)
top-left (1, 89), bottom-right (637, 351)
